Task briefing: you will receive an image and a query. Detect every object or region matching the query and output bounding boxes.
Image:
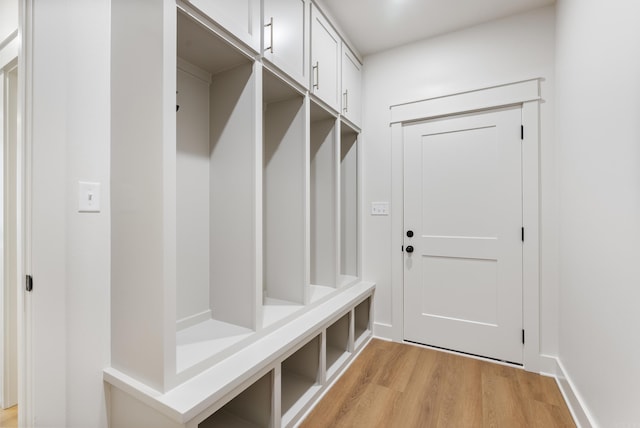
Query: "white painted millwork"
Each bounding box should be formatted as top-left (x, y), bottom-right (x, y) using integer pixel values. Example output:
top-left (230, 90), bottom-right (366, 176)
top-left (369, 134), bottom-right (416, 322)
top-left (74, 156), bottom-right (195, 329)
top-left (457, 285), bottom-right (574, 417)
top-left (310, 4), bottom-right (341, 112)
top-left (107, 1), bottom-right (367, 427)
top-left (310, 106), bottom-right (338, 289)
top-left (339, 123), bottom-right (358, 284)
top-left (403, 107), bottom-right (523, 364)
top-left (390, 79), bottom-right (542, 371)
top-left (263, 74), bottom-right (307, 308)
top-left (1, 57), bottom-right (19, 410)
top-left (186, 0), bottom-right (261, 52)
top-left (262, 0), bottom-right (309, 88)
top-left (105, 282), bottom-right (374, 428)
top-left (340, 46), bottom-right (362, 128)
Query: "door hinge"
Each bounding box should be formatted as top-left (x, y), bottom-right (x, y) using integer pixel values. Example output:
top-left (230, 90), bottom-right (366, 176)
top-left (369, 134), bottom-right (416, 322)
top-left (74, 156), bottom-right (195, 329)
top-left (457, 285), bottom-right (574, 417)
top-left (401, 245), bottom-right (404, 252)
top-left (521, 125), bottom-right (524, 140)
top-left (26, 275), bottom-right (33, 292)
top-left (522, 329), bottom-right (525, 344)
top-left (521, 227), bottom-right (524, 242)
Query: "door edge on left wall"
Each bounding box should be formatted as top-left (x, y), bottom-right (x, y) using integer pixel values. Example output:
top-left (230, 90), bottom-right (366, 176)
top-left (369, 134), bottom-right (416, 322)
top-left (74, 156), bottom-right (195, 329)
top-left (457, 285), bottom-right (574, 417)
top-left (1, 56), bottom-right (20, 411)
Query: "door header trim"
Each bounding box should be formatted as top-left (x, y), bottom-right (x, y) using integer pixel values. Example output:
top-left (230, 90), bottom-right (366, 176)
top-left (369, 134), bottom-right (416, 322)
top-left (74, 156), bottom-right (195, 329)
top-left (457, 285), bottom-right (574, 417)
top-left (390, 78), bottom-right (540, 125)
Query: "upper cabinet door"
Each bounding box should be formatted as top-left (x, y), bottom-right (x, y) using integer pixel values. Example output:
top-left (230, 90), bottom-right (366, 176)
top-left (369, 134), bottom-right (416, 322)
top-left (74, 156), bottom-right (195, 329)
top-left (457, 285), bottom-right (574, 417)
top-left (263, 0), bottom-right (309, 88)
top-left (310, 4), bottom-right (340, 112)
top-left (341, 45), bottom-right (362, 128)
top-left (187, 0), bottom-right (261, 52)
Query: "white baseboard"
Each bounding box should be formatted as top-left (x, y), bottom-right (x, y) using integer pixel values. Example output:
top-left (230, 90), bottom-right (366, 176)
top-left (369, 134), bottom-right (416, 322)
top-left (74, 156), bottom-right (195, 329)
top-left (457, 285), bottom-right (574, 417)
top-left (372, 322), bottom-right (394, 340)
top-left (554, 357), bottom-right (596, 428)
top-left (536, 353), bottom-right (558, 376)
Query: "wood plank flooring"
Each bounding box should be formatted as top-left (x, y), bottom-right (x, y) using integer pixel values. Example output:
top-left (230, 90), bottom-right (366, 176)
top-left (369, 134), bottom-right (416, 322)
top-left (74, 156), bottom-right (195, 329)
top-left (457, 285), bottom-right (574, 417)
top-left (301, 339), bottom-right (575, 428)
top-left (0, 405), bottom-right (17, 428)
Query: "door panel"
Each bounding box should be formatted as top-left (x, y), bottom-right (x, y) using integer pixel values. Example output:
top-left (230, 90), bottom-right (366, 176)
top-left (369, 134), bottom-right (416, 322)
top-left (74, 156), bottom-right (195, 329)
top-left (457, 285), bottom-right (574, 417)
top-left (263, 0), bottom-right (308, 87)
top-left (187, 0), bottom-right (261, 52)
top-left (311, 5), bottom-right (339, 111)
top-left (403, 107), bottom-right (523, 364)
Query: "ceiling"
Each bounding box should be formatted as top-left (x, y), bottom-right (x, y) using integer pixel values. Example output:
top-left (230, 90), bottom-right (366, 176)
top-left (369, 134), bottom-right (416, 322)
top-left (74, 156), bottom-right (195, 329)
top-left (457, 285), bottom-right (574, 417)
top-left (321, 0), bottom-right (555, 56)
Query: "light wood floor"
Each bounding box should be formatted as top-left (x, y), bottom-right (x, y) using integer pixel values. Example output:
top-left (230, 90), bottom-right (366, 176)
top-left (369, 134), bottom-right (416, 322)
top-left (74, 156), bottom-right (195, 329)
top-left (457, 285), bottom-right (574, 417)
top-left (0, 405), bottom-right (17, 428)
top-left (301, 339), bottom-right (575, 428)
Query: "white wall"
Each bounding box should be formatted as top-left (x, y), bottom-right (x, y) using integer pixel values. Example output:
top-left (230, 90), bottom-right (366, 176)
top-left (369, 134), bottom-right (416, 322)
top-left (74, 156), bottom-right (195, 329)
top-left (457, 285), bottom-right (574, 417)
top-left (0, 0), bottom-right (18, 44)
top-left (556, 0), bottom-right (640, 425)
top-left (31, 0), bottom-right (110, 426)
top-left (361, 6), bottom-right (559, 356)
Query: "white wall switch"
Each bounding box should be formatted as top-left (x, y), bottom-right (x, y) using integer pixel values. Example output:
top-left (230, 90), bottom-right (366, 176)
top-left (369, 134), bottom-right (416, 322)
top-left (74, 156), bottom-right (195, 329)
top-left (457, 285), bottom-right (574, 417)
top-left (371, 202), bottom-right (389, 216)
top-left (78, 181), bottom-right (101, 213)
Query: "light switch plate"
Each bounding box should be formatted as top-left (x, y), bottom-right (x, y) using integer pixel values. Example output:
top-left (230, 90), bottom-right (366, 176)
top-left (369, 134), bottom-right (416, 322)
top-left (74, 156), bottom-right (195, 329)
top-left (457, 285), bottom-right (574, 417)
top-left (371, 202), bottom-right (389, 216)
top-left (78, 181), bottom-right (101, 213)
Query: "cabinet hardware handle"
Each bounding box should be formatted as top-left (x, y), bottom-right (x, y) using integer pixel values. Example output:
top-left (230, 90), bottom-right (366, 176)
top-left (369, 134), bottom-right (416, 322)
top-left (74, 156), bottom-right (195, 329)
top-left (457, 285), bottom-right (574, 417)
top-left (343, 89), bottom-right (348, 113)
top-left (313, 62), bottom-right (319, 90)
top-left (264, 17), bottom-right (273, 53)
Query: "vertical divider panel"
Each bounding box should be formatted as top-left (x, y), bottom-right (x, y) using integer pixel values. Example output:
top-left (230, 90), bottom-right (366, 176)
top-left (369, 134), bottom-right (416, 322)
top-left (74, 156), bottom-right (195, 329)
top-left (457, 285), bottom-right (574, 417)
top-left (209, 61), bottom-right (259, 330)
top-left (163, 0), bottom-right (179, 388)
top-left (111, 0), bottom-right (175, 392)
top-left (303, 95), bottom-right (312, 304)
top-left (348, 309), bottom-right (356, 353)
top-left (333, 117), bottom-right (341, 288)
top-left (254, 62), bottom-right (264, 331)
top-left (273, 364), bottom-right (282, 428)
top-left (320, 330), bottom-right (328, 385)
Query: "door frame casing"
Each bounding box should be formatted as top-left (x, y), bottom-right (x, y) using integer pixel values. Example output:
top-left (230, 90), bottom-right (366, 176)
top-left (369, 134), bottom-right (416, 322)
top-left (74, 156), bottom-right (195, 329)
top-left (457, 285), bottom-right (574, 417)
top-left (388, 79), bottom-right (545, 372)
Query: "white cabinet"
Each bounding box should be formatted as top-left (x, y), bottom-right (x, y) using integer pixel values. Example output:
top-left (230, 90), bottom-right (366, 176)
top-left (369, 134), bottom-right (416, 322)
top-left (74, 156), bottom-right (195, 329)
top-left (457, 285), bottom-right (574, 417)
top-left (341, 45), bottom-right (362, 128)
top-left (187, 0), bottom-right (261, 52)
top-left (108, 2), bottom-right (369, 427)
top-left (263, 0), bottom-right (309, 88)
top-left (310, 4), bottom-right (340, 112)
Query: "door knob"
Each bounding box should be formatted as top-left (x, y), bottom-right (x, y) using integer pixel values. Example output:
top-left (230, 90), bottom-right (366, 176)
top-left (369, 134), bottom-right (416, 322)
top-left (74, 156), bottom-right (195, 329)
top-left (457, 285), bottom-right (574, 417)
top-left (406, 230), bottom-right (414, 238)
top-left (406, 245), bottom-right (414, 253)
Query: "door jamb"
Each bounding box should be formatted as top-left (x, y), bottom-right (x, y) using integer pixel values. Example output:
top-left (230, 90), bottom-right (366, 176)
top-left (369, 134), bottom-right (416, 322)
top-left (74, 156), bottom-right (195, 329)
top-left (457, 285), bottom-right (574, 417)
top-left (388, 79), bottom-right (544, 372)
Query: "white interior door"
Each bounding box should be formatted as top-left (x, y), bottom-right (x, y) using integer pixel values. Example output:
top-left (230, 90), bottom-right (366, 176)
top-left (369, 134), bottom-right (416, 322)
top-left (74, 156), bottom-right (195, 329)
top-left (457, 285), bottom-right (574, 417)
top-left (403, 106), bottom-right (523, 364)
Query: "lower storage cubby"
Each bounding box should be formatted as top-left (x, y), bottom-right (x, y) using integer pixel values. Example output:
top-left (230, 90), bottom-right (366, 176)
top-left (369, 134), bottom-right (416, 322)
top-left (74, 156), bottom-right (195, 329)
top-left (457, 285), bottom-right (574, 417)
top-left (105, 282), bottom-right (375, 428)
top-left (199, 371), bottom-right (273, 428)
top-left (281, 335), bottom-right (322, 427)
top-left (354, 297), bottom-right (372, 348)
top-left (325, 313), bottom-right (351, 379)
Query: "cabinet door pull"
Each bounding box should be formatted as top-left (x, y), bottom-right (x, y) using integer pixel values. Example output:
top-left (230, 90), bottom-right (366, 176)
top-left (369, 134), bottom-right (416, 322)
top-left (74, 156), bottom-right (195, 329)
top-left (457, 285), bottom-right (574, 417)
top-left (343, 89), bottom-right (348, 113)
top-left (264, 17), bottom-right (273, 53)
top-left (313, 62), bottom-right (319, 90)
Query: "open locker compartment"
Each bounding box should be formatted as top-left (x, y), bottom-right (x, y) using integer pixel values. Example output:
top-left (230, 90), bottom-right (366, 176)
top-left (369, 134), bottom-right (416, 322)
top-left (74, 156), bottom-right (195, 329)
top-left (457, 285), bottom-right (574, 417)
top-left (198, 371), bottom-right (274, 428)
top-left (175, 8), bottom-right (259, 379)
top-left (308, 101), bottom-right (338, 304)
top-left (354, 296), bottom-right (372, 349)
top-left (325, 312), bottom-right (352, 380)
top-left (339, 120), bottom-right (359, 288)
top-left (281, 334), bottom-right (322, 427)
top-left (262, 69), bottom-right (307, 329)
